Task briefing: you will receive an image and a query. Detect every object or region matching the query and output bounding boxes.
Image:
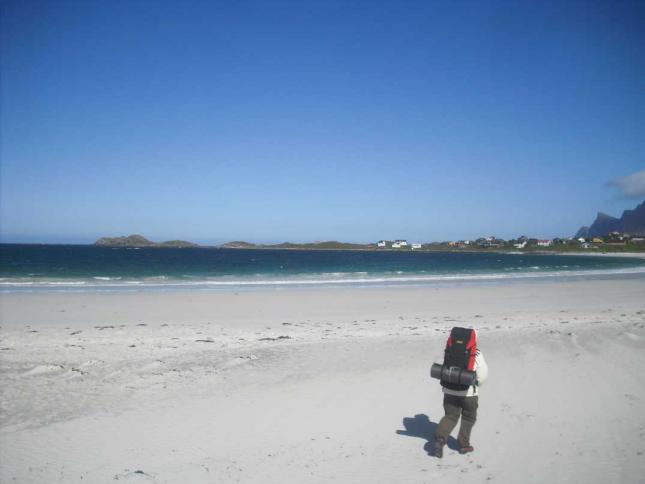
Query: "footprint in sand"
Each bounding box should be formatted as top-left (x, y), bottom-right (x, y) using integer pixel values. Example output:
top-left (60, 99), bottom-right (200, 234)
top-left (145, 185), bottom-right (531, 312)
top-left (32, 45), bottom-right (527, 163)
top-left (23, 364), bottom-right (65, 376)
top-left (113, 469), bottom-right (155, 481)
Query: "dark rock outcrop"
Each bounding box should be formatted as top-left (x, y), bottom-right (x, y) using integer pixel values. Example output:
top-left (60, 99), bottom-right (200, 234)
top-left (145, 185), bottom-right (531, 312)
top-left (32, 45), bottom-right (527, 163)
top-left (588, 213), bottom-right (621, 237)
top-left (619, 201), bottom-right (645, 234)
top-left (575, 201), bottom-right (645, 237)
top-left (574, 226), bottom-right (590, 238)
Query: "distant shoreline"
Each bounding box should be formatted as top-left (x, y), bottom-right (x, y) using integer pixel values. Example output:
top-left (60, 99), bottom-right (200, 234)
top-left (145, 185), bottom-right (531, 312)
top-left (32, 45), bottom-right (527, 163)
top-left (550, 251), bottom-right (645, 259)
top-left (2, 241), bottom-right (645, 257)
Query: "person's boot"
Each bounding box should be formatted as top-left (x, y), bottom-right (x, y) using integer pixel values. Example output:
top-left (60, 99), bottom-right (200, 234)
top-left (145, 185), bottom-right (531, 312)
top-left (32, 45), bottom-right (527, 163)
top-left (459, 445), bottom-right (474, 454)
top-left (434, 437), bottom-right (445, 458)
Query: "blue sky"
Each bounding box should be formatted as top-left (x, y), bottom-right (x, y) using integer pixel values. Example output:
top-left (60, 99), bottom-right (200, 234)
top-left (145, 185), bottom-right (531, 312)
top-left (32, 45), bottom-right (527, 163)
top-left (1, 0), bottom-right (644, 244)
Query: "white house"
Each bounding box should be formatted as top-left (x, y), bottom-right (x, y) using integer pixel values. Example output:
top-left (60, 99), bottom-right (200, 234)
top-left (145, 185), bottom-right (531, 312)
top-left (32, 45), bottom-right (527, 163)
top-left (514, 241), bottom-right (527, 249)
top-left (537, 239), bottom-right (552, 247)
top-left (577, 237), bottom-right (586, 243)
top-left (377, 240), bottom-right (387, 248)
top-left (411, 243), bottom-right (422, 250)
top-left (392, 242), bottom-right (402, 249)
top-left (394, 240), bottom-right (408, 247)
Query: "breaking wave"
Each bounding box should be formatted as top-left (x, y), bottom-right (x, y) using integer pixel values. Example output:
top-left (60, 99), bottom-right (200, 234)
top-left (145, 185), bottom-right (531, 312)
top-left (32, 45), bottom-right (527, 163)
top-left (2, 265), bottom-right (645, 291)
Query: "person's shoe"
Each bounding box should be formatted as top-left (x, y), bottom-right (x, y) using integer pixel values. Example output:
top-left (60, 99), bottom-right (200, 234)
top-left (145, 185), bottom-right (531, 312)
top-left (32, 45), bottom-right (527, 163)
top-left (459, 445), bottom-right (474, 454)
top-left (434, 437), bottom-right (445, 458)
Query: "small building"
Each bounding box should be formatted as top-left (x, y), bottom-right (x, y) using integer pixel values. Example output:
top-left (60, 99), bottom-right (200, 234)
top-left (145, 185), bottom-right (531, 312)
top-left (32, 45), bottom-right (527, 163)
top-left (537, 239), bottom-right (552, 247)
top-left (592, 237), bottom-right (604, 244)
top-left (392, 240), bottom-right (408, 248)
top-left (581, 242), bottom-right (597, 249)
top-left (514, 241), bottom-right (527, 249)
top-left (377, 240), bottom-right (387, 248)
top-left (607, 231), bottom-right (626, 242)
top-left (630, 237), bottom-right (644, 244)
top-left (411, 243), bottom-right (422, 250)
top-left (577, 237), bottom-right (586, 243)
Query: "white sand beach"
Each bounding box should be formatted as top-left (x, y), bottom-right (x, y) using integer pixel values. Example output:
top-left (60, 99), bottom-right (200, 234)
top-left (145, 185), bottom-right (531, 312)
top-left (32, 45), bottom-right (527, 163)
top-left (1, 277), bottom-right (645, 483)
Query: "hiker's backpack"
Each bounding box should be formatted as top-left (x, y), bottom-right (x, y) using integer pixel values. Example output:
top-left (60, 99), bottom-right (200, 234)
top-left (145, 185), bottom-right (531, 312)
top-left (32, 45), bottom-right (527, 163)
top-left (441, 327), bottom-right (477, 391)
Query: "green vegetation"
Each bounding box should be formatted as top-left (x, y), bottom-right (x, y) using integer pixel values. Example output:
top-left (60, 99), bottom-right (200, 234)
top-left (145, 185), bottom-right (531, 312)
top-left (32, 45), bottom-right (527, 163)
top-left (95, 235), bottom-right (199, 248)
top-left (220, 241), bottom-right (258, 249)
top-left (269, 241), bottom-right (368, 250)
top-left (158, 240), bottom-right (200, 248)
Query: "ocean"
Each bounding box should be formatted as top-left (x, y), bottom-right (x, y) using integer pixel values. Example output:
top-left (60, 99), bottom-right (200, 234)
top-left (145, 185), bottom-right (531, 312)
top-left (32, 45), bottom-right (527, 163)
top-left (1, 244), bottom-right (645, 291)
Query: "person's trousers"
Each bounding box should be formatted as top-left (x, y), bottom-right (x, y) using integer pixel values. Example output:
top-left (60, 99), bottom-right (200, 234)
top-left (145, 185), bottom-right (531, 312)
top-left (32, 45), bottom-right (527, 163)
top-left (435, 394), bottom-right (478, 446)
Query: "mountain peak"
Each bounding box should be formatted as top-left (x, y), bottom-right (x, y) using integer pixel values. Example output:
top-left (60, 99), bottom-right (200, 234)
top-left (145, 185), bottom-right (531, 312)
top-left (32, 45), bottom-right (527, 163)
top-left (594, 212), bottom-right (618, 222)
top-left (576, 200), bottom-right (645, 237)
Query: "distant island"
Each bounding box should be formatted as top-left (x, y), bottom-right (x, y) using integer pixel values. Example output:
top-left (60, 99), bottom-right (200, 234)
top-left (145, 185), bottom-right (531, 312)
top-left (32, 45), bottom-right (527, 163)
top-left (219, 240), bottom-right (367, 250)
top-left (94, 235), bottom-right (199, 248)
top-left (94, 236), bottom-right (368, 250)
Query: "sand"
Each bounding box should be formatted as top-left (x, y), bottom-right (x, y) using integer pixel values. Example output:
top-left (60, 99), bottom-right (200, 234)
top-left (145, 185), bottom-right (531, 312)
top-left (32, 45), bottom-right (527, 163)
top-left (1, 277), bottom-right (644, 483)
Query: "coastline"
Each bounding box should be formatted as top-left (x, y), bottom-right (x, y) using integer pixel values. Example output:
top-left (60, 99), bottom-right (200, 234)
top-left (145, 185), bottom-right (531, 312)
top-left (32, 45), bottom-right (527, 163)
top-left (548, 250), bottom-right (645, 259)
top-left (3, 265), bottom-right (645, 292)
top-left (4, 241), bottom-right (645, 255)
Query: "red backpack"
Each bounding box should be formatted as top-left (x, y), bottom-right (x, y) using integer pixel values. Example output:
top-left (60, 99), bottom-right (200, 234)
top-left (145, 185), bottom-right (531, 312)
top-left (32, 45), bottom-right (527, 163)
top-left (441, 327), bottom-right (477, 391)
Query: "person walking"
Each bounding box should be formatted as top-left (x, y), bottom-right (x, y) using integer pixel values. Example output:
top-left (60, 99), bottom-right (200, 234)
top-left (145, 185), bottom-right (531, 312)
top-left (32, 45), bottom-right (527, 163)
top-left (434, 327), bottom-right (488, 458)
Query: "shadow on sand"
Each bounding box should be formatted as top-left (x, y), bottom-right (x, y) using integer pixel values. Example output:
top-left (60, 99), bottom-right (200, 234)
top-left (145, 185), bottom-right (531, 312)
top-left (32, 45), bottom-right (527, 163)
top-left (396, 414), bottom-right (460, 457)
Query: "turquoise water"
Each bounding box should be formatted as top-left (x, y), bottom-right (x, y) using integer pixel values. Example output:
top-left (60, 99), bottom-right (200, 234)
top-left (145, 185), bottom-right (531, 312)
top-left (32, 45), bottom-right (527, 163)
top-left (1, 244), bottom-right (644, 291)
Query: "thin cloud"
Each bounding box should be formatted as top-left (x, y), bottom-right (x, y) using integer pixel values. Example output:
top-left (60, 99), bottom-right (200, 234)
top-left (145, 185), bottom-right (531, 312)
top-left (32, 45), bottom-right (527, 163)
top-left (607, 169), bottom-right (645, 198)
